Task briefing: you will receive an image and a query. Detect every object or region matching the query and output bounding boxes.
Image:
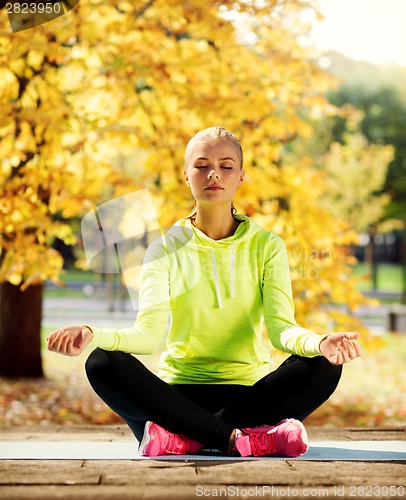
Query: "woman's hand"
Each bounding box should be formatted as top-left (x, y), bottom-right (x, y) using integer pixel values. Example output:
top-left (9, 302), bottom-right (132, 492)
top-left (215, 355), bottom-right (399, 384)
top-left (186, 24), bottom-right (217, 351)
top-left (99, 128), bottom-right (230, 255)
top-left (47, 325), bottom-right (93, 357)
top-left (319, 332), bottom-right (363, 365)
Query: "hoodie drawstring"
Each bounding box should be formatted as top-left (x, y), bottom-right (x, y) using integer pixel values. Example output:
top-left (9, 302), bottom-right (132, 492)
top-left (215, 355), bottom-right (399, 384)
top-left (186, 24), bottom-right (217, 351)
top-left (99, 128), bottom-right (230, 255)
top-left (230, 242), bottom-right (236, 298)
top-left (210, 243), bottom-right (236, 308)
top-left (210, 249), bottom-right (223, 309)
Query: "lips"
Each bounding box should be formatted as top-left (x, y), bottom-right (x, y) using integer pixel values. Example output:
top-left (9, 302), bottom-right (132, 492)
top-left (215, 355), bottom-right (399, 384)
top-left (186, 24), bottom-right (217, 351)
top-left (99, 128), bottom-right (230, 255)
top-left (205, 185), bottom-right (224, 190)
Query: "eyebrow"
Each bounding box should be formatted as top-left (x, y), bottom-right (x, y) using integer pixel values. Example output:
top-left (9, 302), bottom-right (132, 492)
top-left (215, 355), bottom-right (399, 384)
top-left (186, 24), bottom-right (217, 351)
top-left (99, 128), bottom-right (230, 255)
top-left (194, 157), bottom-right (236, 162)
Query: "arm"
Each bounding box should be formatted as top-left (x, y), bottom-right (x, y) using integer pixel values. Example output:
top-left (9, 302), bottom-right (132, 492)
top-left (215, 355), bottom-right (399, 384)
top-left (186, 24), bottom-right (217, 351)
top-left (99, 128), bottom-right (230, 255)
top-left (263, 235), bottom-right (362, 364)
top-left (48, 239), bottom-right (171, 356)
top-left (263, 235), bottom-right (330, 357)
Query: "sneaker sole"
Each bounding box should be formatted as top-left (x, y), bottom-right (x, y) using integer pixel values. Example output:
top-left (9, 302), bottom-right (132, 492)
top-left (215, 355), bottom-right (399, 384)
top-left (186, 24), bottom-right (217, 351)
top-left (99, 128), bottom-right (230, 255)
top-left (138, 421), bottom-right (154, 456)
top-left (298, 421), bottom-right (309, 451)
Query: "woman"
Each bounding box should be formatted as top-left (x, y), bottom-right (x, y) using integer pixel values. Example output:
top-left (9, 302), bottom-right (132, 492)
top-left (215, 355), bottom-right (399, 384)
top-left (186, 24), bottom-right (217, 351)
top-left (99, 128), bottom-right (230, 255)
top-left (47, 126), bottom-right (362, 458)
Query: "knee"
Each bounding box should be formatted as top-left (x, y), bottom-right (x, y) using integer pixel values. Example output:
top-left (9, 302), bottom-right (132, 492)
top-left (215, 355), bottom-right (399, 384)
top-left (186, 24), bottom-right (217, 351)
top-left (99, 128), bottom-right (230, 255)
top-left (313, 356), bottom-right (343, 390)
top-left (85, 347), bottom-right (112, 382)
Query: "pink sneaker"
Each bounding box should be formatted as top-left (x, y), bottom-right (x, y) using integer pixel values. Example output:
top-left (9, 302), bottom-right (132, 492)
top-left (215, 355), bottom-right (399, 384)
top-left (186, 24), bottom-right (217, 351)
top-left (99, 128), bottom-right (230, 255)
top-left (234, 418), bottom-right (309, 457)
top-left (139, 421), bottom-right (204, 456)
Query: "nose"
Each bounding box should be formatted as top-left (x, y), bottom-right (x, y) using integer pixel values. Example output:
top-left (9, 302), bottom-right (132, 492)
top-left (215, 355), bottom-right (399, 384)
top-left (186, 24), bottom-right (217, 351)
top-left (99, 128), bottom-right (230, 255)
top-left (208, 169), bottom-right (219, 179)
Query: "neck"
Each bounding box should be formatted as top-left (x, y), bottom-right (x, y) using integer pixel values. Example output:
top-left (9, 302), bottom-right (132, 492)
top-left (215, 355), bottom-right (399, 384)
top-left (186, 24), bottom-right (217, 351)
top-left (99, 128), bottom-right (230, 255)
top-left (192, 203), bottom-right (240, 240)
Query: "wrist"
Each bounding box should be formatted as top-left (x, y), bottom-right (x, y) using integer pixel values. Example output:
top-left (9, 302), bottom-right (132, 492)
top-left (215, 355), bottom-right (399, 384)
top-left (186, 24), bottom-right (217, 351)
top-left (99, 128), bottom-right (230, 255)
top-left (318, 334), bottom-right (330, 354)
top-left (82, 325), bottom-right (94, 341)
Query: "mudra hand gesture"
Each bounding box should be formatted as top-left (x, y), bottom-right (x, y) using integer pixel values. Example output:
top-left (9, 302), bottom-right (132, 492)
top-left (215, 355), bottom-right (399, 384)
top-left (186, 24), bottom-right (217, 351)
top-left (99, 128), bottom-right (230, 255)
top-left (47, 325), bottom-right (93, 356)
top-left (320, 332), bottom-right (362, 365)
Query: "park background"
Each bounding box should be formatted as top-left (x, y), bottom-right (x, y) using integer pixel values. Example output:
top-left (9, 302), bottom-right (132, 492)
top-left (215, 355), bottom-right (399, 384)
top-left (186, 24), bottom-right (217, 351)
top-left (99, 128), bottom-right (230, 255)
top-left (0, 0), bottom-right (405, 430)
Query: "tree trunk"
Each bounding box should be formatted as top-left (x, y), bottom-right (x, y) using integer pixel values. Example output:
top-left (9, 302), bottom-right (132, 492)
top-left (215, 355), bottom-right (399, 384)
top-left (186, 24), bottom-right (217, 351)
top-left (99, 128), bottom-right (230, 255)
top-left (0, 282), bottom-right (44, 378)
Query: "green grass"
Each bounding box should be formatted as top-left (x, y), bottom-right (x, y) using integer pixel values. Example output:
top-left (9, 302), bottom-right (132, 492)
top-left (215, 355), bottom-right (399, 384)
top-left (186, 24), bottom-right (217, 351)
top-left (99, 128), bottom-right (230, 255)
top-left (58, 268), bottom-right (100, 283)
top-left (44, 288), bottom-right (92, 298)
top-left (353, 263), bottom-right (402, 292)
top-left (45, 268), bottom-right (118, 298)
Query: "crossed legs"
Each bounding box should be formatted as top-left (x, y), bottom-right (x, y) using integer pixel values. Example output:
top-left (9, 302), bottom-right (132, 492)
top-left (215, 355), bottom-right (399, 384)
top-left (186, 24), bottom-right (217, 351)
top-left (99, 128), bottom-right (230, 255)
top-left (85, 348), bottom-right (342, 453)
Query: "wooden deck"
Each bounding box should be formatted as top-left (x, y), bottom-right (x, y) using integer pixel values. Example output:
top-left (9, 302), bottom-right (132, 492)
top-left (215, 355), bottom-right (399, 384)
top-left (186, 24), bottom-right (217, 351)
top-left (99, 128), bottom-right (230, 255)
top-left (0, 425), bottom-right (405, 499)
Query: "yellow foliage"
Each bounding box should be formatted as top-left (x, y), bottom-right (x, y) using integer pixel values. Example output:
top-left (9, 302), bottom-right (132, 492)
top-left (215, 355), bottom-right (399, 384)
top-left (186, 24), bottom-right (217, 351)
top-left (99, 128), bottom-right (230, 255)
top-left (322, 131), bottom-right (394, 233)
top-left (0, 0), bottom-right (381, 344)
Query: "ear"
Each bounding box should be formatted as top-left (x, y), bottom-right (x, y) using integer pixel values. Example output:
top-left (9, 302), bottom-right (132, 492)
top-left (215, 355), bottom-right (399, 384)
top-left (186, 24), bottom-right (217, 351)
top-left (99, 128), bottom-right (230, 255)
top-left (239, 169), bottom-right (245, 182)
top-left (184, 170), bottom-right (190, 186)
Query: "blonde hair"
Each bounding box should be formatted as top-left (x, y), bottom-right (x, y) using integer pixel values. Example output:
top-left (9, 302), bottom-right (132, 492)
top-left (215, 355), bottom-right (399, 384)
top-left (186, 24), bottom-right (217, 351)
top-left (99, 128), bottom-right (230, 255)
top-left (184, 127), bottom-right (243, 220)
top-left (184, 126), bottom-right (243, 170)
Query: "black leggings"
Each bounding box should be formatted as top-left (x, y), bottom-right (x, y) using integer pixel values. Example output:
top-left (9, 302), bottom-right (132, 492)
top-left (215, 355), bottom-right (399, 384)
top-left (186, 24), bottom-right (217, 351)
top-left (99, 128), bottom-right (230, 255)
top-left (85, 348), bottom-right (342, 452)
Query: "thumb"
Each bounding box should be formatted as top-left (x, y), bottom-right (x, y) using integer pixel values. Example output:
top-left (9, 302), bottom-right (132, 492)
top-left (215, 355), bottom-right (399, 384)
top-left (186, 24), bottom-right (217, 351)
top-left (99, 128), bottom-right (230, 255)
top-left (343, 332), bottom-right (359, 340)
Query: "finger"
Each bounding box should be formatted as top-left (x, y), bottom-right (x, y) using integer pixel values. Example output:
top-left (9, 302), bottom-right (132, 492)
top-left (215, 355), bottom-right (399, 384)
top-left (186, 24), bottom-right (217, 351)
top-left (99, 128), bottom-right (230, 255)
top-left (343, 338), bottom-right (357, 358)
top-left (46, 332), bottom-right (52, 348)
top-left (47, 330), bottom-right (61, 350)
top-left (47, 337), bottom-right (53, 351)
top-left (340, 345), bottom-right (351, 363)
top-left (344, 338), bottom-right (363, 359)
top-left (333, 344), bottom-right (347, 364)
top-left (344, 332), bottom-right (359, 340)
top-left (46, 328), bottom-right (60, 342)
top-left (60, 332), bottom-right (72, 354)
top-left (58, 332), bottom-right (68, 354)
top-left (65, 337), bottom-right (76, 356)
top-left (54, 330), bottom-right (71, 352)
top-left (53, 331), bottom-right (66, 352)
top-left (354, 340), bottom-right (363, 357)
top-left (334, 349), bottom-right (343, 365)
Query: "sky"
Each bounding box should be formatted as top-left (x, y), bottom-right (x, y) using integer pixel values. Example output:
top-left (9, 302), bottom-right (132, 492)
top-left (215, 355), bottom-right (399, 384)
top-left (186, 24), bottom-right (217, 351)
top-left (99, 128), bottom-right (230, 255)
top-left (310, 0), bottom-right (406, 66)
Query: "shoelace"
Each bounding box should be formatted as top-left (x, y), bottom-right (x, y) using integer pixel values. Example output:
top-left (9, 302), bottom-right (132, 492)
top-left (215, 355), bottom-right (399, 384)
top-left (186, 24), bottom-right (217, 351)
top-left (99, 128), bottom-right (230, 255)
top-left (251, 431), bottom-right (278, 456)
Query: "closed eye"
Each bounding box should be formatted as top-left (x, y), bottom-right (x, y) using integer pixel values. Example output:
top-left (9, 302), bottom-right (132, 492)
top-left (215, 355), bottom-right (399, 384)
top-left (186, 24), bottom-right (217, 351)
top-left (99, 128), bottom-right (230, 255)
top-left (194, 166), bottom-right (233, 169)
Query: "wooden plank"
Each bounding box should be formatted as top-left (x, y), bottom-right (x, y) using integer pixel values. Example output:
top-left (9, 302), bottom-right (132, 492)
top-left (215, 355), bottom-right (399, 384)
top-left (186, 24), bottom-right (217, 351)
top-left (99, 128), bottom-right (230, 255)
top-left (0, 485), bottom-right (198, 500)
top-left (1, 482), bottom-right (405, 500)
top-left (1, 460), bottom-right (404, 487)
top-left (0, 426), bottom-right (404, 500)
top-left (0, 426), bottom-right (134, 442)
top-left (0, 460), bottom-right (100, 485)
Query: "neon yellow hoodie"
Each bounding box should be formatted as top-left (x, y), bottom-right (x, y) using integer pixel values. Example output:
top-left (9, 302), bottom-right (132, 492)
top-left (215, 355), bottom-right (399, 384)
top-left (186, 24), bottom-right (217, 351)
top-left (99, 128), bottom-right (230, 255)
top-left (88, 214), bottom-right (329, 384)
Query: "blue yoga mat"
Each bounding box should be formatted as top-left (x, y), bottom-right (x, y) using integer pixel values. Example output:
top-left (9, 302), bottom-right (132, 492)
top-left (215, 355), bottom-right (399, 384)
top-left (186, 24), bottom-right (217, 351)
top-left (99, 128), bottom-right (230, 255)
top-left (0, 440), bottom-right (405, 461)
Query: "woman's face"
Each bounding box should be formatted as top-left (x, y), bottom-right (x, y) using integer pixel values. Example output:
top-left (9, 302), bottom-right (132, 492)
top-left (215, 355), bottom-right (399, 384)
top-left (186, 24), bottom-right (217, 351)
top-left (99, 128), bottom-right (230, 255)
top-left (184, 139), bottom-right (244, 207)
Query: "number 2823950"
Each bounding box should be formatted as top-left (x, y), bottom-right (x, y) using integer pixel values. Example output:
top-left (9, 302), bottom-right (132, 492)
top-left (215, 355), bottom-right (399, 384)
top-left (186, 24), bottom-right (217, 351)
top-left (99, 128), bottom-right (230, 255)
top-left (6, 3), bottom-right (63, 14)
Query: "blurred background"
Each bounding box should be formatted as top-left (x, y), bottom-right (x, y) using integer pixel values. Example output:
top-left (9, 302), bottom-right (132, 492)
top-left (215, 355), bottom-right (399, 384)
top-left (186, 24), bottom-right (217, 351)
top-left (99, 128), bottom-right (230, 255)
top-left (0, 0), bottom-right (405, 429)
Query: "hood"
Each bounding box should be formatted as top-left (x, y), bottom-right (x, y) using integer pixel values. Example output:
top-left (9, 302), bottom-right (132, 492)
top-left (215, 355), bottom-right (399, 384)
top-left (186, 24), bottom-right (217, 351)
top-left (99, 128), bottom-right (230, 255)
top-left (161, 214), bottom-right (263, 308)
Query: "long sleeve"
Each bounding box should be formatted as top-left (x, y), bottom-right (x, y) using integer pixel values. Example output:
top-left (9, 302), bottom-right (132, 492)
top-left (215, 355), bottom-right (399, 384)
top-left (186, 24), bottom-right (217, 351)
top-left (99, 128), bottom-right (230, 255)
top-left (263, 235), bottom-right (329, 357)
top-left (87, 239), bottom-right (171, 354)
